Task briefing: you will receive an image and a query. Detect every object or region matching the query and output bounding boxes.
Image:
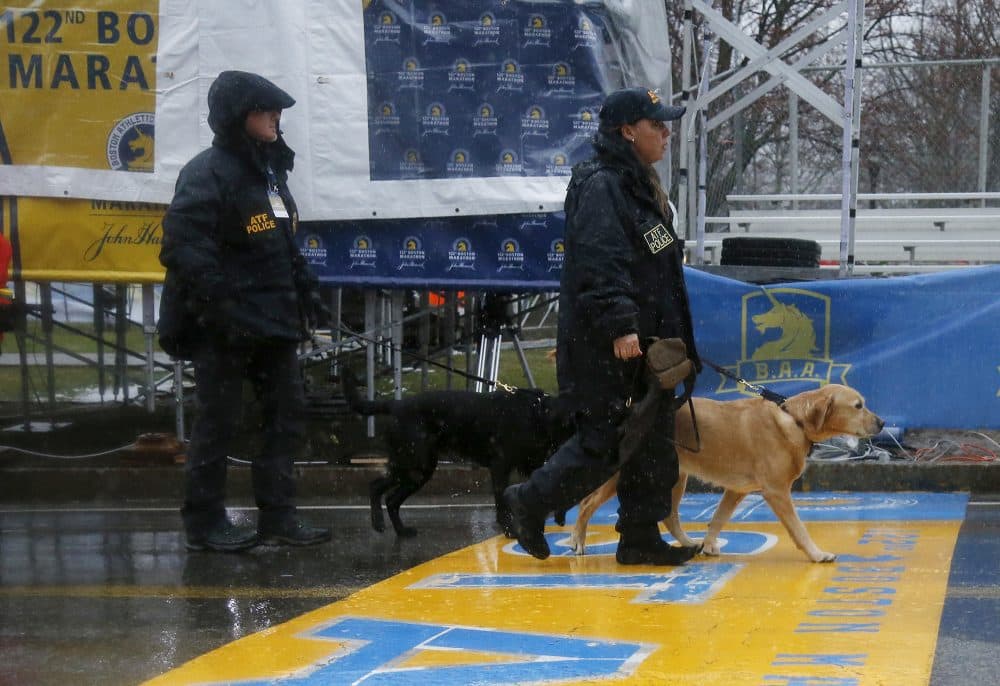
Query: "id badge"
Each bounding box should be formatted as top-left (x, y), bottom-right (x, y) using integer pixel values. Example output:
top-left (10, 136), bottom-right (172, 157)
top-left (268, 188), bottom-right (289, 219)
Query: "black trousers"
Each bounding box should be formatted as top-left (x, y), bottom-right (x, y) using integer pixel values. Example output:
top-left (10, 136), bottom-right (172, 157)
top-left (518, 388), bottom-right (679, 529)
top-left (181, 338), bottom-right (305, 536)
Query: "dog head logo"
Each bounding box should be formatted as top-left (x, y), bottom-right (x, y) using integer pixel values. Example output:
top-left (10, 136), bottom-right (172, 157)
top-left (301, 234), bottom-right (327, 266)
top-left (423, 102), bottom-right (449, 134)
top-left (546, 151), bottom-right (571, 176)
top-left (349, 235), bottom-right (377, 269)
top-left (107, 112), bottom-right (155, 172)
top-left (751, 288), bottom-right (819, 360)
top-left (574, 107), bottom-right (599, 137)
top-left (717, 288), bottom-right (851, 396)
top-left (398, 235), bottom-right (426, 270)
top-left (548, 62), bottom-right (575, 92)
top-left (547, 239), bottom-right (565, 272)
top-left (498, 239), bottom-right (524, 272)
top-left (446, 148), bottom-right (474, 177)
top-left (497, 60), bottom-right (524, 92)
top-left (399, 148), bottom-right (424, 177)
top-left (373, 9), bottom-right (401, 44)
top-left (448, 237), bottom-right (476, 271)
top-left (496, 149), bottom-right (523, 175)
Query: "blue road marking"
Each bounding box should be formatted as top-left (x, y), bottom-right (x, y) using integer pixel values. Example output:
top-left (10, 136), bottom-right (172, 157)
top-left (413, 563), bottom-right (743, 604)
top-left (532, 530), bottom-right (778, 557)
top-left (229, 617), bottom-right (653, 685)
top-left (558, 492), bottom-right (970, 526)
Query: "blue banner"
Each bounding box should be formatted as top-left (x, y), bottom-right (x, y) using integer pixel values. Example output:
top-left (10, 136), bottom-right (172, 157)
top-left (299, 213), bottom-right (565, 291)
top-left (686, 265), bottom-right (1000, 430)
top-left (363, 1), bottom-right (605, 182)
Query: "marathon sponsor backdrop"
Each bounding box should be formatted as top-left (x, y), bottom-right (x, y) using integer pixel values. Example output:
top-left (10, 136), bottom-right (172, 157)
top-left (1, 0), bottom-right (672, 281)
top-left (298, 212), bottom-right (566, 291)
top-left (362, 1), bottom-right (605, 182)
top-left (0, 0), bottom-right (673, 217)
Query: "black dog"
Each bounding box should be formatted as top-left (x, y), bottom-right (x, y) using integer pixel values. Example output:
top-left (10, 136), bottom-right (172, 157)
top-left (342, 372), bottom-right (572, 537)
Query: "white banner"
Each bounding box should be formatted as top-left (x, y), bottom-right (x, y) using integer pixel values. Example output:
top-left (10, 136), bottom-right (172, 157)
top-left (0, 0), bottom-right (671, 221)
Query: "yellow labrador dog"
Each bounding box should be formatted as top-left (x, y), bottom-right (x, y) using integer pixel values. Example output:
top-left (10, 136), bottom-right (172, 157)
top-left (568, 384), bottom-right (884, 563)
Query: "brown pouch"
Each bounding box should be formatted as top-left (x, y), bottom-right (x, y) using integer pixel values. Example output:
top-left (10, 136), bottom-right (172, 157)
top-left (645, 337), bottom-right (693, 390)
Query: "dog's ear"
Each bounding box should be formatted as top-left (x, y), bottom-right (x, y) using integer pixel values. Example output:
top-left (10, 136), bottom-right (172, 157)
top-left (784, 389), bottom-right (835, 437)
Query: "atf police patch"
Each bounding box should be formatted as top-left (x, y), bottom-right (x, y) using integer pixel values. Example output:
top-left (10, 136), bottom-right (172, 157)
top-left (107, 112), bottom-right (155, 172)
top-left (642, 223), bottom-right (674, 254)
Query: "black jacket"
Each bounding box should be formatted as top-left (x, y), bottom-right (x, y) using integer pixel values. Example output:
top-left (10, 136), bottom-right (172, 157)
top-left (158, 72), bottom-right (318, 357)
top-left (556, 130), bottom-right (700, 416)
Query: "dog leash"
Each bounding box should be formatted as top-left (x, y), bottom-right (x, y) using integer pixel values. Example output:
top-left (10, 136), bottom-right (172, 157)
top-left (701, 357), bottom-right (787, 405)
top-left (305, 324), bottom-right (520, 393)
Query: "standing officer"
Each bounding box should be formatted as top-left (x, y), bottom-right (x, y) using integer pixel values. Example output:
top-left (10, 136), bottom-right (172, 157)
top-left (159, 70), bottom-right (331, 552)
top-left (505, 87), bottom-right (701, 565)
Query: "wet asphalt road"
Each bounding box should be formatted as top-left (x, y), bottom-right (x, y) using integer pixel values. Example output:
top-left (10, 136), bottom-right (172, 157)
top-left (1, 495), bottom-right (998, 685)
top-left (0, 497), bottom-right (500, 685)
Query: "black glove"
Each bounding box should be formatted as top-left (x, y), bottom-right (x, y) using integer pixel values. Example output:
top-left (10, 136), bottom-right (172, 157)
top-left (306, 291), bottom-right (332, 330)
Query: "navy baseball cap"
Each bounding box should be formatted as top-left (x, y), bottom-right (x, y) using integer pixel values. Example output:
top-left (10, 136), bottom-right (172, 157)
top-left (599, 87), bottom-right (686, 126)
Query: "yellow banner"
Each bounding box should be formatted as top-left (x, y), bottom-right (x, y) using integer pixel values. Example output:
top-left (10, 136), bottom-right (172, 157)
top-left (0, 1), bottom-right (158, 171)
top-left (13, 196), bottom-right (165, 282)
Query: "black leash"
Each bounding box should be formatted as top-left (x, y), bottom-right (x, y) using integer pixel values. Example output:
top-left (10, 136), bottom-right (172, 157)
top-left (701, 357), bottom-right (787, 405)
top-left (304, 324), bottom-right (520, 393)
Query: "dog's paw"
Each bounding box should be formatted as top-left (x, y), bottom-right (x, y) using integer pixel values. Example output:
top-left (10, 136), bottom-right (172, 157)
top-left (553, 509), bottom-right (567, 527)
top-left (566, 536), bottom-right (586, 555)
top-left (813, 551), bottom-right (837, 563)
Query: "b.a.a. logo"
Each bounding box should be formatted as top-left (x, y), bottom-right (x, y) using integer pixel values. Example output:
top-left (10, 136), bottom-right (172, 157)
top-left (718, 288), bottom-right (850, 395)
top-left (107, 112), bottom-right (155, 172)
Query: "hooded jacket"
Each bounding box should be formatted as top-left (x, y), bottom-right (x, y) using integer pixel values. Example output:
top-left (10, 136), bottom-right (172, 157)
top-left (158, 71), bottom-right (319, 357)
top-left (555, 128), bottom-right (700, 417)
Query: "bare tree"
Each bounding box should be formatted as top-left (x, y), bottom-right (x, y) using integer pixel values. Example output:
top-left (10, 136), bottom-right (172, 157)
top-left (664, 0), bottom-right (997, 215)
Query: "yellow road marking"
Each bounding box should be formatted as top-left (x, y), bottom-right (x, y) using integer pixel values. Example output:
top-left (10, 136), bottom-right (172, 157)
top-left (147, 518), bottom-right (963, 685)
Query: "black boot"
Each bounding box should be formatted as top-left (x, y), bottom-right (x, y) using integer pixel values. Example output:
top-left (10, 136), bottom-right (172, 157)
top-left (615, 522), bottom-right (697, 566)
top-left (258, 516), bottom-right (332, 546)
top-left (503, 485), bottom-right (550, 560)
top-left (186, 520), bottom-right (259, 552)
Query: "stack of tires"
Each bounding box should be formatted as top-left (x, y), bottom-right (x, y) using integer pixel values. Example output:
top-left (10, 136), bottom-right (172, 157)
top-left (720, 237), bottom-right (822, 268)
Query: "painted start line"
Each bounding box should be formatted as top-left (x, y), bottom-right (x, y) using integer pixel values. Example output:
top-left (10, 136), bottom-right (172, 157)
top-left (147, 492), bottom-right (967, 685)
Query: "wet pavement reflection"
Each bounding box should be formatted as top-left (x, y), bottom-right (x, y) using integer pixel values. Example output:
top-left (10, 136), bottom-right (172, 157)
top-left (1, 496), bottom-right (998, 685)
top-left (0, 498), bottom-right (498, 685)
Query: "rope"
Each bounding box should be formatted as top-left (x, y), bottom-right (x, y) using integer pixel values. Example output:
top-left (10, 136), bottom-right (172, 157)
top-left (0, 442), bottom-right (138, 460)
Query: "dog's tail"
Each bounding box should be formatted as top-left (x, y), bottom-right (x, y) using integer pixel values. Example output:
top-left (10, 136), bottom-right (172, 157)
top-left (341, 370), bottom-right (394, 416)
